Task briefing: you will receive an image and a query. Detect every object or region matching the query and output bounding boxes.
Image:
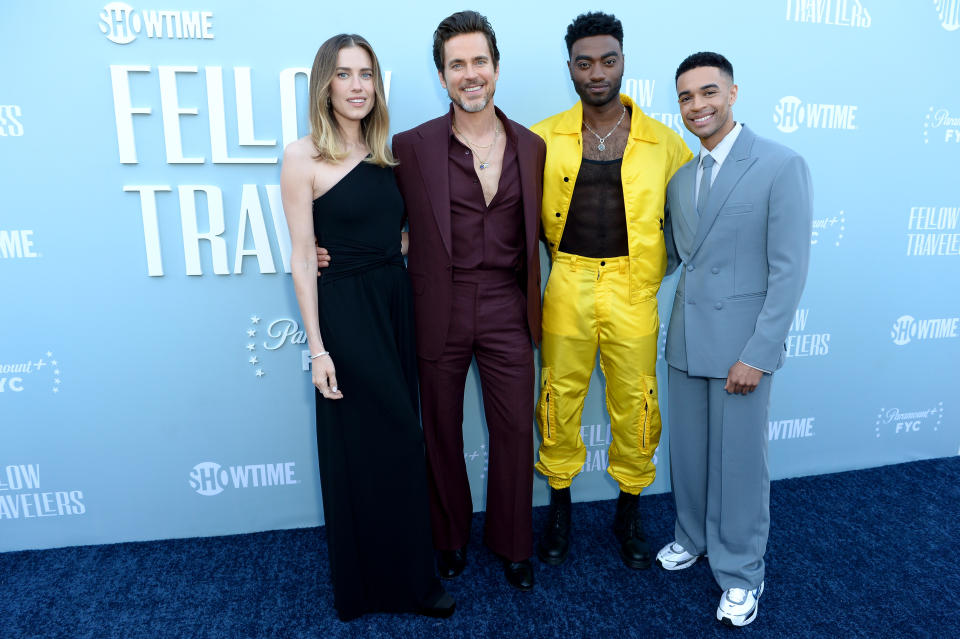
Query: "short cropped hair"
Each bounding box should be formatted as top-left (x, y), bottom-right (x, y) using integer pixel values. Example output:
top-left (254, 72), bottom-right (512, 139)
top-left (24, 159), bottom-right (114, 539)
top-left (675, 51), bottom-right (734, 83)
top-left (564, 12), bottom-right (624, 55)
top-left (432, 10), bottom-right (500, 71)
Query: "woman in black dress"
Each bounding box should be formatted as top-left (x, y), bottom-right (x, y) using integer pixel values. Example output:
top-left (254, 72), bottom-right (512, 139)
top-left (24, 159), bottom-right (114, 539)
top-left (280, 34), bottom-right (453, 622)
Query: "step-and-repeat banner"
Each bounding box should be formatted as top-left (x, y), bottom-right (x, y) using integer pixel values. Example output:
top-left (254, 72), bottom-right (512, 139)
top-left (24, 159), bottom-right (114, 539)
top-left (2, 1), bottom-right (958, 552)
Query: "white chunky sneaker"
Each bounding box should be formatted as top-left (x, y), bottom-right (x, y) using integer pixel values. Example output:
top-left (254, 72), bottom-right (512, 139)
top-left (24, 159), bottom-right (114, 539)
top-left (716, 581), bottom-right (764, 627)
top-left (655, 541), bottom-right (700, 571)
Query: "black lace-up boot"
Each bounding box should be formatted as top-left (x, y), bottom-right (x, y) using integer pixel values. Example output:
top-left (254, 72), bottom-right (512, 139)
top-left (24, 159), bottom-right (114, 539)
top-left (613, 490), bottom-right (651, 569)
top-left (537, 487), bottom-right (571, 565)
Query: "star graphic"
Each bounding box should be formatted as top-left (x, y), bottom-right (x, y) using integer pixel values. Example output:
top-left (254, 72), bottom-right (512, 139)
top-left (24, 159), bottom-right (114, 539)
top-left (54, 378), bottom-right (61, 385)
top-left (247, 329), bottom-right (256, 337)
top-left (255, 369), bottom-right (265, 377)
top-left (246, 344), bottom-right (256, 351)
top-left (52, 387), bottom-right (59, 393)
top-left (250, 315), bottom-right (261, 324)
top-left (249, 356), bottom-right (259, 365)
top-left (54, 369), bottom-right (60, 375)
top-left (35, 359), bottom-right (46, 369)
top-left (47, 351), bottom-right (52, 357)
top-left (51, 360), bottom-right (58, 366)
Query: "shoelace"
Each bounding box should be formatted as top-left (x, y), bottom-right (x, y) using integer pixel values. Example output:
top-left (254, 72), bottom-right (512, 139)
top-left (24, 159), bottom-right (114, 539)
top-left (726, 588), bottom-right (749, 605)
top-left (548, 504), bottom-right (567, 531)
top-left (627, 510), bottom-right (645, 539)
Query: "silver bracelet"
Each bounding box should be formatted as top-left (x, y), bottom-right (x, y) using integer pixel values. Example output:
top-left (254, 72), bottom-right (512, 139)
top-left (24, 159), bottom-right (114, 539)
top-left (309, 351), bottom-right (330, 359)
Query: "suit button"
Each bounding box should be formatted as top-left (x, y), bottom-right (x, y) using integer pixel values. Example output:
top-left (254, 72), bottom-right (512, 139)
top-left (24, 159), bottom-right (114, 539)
top-left (714, 302), bottom-right (723, 310)
top-left (563, 176), bottom-right (569, 182)
top-left (600, 261), bottom-right (606, 266)
top-left (711, 267), bottom-right (720, 274)
top-left (555, 212), bottom-right (561, 217)
top-left (687, 265), bottom-right (695, 272)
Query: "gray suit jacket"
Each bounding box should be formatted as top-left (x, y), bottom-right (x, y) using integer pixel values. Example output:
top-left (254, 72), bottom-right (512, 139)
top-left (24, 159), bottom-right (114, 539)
top-left (664, 124), bottom-right (813, 378)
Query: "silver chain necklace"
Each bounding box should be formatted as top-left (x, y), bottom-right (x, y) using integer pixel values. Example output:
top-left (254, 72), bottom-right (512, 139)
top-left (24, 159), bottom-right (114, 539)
top-left (453, 122), bottom-right (500, 170)
top-left (583, 106), bottom-right (626, 152)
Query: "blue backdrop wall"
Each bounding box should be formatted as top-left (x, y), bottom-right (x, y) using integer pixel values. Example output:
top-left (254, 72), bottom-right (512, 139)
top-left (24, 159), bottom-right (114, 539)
top-left (2, 0), bottom-right (958, 552)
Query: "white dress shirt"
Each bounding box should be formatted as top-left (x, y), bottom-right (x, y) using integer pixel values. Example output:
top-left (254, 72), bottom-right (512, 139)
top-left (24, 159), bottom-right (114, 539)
top-left (693, 121), bottom-right (743, 204)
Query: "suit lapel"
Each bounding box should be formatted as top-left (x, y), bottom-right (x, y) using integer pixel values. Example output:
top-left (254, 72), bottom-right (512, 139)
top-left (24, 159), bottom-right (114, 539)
top-left (689, 126), bottom-right (758, 259)
top-left (512, 120), bottom-right (539, 263)
top-left (413, 120), bottom-right (452, 257)
top-left (673, 162), bottom-right (698, 258)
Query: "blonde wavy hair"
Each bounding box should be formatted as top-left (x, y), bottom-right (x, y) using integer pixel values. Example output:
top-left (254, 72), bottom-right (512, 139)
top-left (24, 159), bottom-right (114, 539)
top-left (308, 34), bottom-right (396, 167)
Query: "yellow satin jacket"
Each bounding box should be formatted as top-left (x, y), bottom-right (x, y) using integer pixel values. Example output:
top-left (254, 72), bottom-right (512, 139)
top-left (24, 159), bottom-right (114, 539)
top-left (532, 94), bottom-right (693, 303)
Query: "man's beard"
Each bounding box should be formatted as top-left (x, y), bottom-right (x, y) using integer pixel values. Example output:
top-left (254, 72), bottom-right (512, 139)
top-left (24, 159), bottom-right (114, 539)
top-left (575, 74), bottom-right (623, 107)
top-left (449, 85), bottom-right (494, 113)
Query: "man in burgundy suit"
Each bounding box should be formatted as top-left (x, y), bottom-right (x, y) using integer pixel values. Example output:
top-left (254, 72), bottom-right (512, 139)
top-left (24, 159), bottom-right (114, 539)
top-left (392, 11), bottom-right (545, 591)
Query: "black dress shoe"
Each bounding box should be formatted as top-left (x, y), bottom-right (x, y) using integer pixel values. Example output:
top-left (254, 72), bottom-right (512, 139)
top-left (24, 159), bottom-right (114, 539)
top-left (613, 491), bottom-right (652, 570)
top-left (418, 590), bottom-right (456, 619)
top-left (502, 557), bottom-right (535, 591)
top-left (537, 487), bottom-right (571, 565)
top-left (437, 546), bottom-right (467, 579)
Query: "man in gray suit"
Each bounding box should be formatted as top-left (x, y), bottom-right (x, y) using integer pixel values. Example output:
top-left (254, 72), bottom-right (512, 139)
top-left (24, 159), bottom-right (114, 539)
top-left (657, 52), bottom-right (812, 628)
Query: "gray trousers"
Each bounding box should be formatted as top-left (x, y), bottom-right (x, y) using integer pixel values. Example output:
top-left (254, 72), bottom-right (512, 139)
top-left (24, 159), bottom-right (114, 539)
top-left (667, 365), bottom-right (772, 590)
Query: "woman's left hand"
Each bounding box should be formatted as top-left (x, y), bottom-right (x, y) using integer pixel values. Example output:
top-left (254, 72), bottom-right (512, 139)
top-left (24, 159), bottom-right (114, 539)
top-left (312, 354), bottom-right (343, 400)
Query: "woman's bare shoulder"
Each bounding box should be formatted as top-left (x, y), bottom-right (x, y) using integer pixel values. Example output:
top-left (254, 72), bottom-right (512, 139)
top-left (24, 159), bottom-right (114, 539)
top-left (283, 136), bottom-right (318, 165)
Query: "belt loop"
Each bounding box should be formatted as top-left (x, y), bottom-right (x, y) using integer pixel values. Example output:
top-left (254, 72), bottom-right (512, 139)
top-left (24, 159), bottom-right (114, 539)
top-left (569, 256), bottom-right (578, 272)
top-left (619, 258), bottom-right (627, 274)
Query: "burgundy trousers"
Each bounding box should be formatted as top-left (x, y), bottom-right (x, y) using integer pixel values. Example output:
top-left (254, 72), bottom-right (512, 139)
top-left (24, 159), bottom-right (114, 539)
top-left (417, 268), bottom-right (535, 562)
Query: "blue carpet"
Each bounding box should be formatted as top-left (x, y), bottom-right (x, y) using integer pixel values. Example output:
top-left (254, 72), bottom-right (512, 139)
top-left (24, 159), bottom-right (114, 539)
top-left (2, 456), bottom-right (958, 638)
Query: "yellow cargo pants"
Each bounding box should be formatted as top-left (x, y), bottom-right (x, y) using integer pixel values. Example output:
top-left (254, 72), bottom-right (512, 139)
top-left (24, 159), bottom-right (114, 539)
top-left (535, 252), bottom-right (662, 495)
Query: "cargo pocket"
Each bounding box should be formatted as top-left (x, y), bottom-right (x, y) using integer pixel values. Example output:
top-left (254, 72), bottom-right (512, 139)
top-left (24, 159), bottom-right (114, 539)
top-left (638, 374), bottom-right (662, 454)
top-left (537, 367), bottom-right (557, 445)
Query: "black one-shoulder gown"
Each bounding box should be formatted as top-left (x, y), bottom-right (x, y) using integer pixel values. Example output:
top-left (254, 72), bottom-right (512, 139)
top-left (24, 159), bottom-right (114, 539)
top-left (312, 160), bottom-right (441, 621)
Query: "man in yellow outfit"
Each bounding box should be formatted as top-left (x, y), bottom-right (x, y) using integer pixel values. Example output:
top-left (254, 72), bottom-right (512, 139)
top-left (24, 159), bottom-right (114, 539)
top-left (531, 12), bottom-right (692, 569)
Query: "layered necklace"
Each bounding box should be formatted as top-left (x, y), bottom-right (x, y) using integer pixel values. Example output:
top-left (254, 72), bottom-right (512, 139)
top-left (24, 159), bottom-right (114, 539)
top-left (453, 121), bottom-right (500, 170)
top-left (583, 105), bottom-right (626, 152)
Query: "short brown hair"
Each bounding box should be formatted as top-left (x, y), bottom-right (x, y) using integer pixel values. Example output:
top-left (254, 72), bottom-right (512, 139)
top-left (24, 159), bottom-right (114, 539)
top-left (432, 10), bottom-right (500, 71)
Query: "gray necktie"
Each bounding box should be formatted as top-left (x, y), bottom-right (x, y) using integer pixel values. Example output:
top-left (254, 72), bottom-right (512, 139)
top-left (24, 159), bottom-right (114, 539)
top-left (697, 154), bottom-right (716, 216)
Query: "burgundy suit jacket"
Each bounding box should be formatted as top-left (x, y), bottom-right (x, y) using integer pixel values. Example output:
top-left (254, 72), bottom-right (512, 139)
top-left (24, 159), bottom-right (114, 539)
top-left (393, 107), bottom-right (545, 361)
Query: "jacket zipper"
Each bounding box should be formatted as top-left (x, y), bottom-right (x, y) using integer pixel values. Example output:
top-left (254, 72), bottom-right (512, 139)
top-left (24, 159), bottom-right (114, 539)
top-left (641, 397), bottom-right (648, 449)
top-left (546, 392), bottom-right (551, 440)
